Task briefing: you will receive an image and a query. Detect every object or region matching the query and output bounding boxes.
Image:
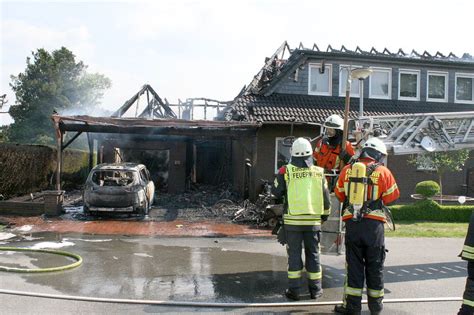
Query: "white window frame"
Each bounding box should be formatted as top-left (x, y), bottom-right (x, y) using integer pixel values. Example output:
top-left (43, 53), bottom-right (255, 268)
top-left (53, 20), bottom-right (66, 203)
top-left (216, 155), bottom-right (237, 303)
top-left (398, 69), bottom-right (420, 101)
top-left (338, 65), bottom-right (362, 97)
top-left (455, 73), bottom-right (474, 104)
top-left (274, 137), bottom-right (292, 173)
top-left (308, 63), bottom-right (332, 96)
top-left (369, 67), bottom-right (392, 100)
top-left (427, 71), bottom-right (448, 102)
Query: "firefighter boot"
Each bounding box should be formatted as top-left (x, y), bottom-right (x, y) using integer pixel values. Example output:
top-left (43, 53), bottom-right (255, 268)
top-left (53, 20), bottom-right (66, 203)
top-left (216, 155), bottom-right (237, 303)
top-left (284, 289), bottom-right (300, 301)
top-left (458, 304), bottom-right (474, 315)
top-left (309, 288), bottom-right (323, 299)
top-left (334, 305), bottom-right (361, 315)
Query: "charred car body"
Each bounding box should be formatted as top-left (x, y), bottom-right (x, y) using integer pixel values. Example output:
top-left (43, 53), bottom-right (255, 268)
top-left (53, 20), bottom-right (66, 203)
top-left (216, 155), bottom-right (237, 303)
top-left (83, 163), bottom-right (155, 215)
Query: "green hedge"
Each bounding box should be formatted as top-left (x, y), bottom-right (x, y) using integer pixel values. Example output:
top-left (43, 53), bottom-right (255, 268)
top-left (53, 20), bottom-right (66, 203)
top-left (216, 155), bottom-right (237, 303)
top-left (0, 143), bottom-right (89, 197)
top-left (390, 199), bottom-right (474, 222)
top-left (415, 180), bottom-right (440, 198)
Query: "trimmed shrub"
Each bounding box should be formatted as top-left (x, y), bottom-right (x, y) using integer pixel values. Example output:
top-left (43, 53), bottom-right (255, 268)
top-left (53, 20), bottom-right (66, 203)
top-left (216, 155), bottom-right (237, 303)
top-left (0, 144), bottom-right (54, 197)
top-left (390, 200), bottom-right (473, 223)
top-left (0, 143), bottom-right (89, 198)
top-left (415, 181), bottom-right (440, 199)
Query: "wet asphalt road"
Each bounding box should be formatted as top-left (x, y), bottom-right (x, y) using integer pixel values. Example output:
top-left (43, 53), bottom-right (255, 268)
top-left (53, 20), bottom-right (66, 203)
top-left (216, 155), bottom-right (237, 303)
top-left (0, 231), bottom-right (467, 314)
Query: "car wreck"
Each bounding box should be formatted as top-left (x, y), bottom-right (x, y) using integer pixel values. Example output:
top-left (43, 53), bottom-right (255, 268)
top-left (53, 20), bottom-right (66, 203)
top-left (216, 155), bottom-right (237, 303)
top-left (83, 163), bottom-right (155, 216)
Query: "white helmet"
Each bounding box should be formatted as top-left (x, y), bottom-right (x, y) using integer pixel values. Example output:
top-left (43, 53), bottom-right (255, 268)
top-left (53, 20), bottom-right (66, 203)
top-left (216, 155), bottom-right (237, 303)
top-left (363, 137), bottom-right (387, 155)
top-left (291, 137), bottom-right (313, 157)
top-left (323, 114), bottom-right (344, 130)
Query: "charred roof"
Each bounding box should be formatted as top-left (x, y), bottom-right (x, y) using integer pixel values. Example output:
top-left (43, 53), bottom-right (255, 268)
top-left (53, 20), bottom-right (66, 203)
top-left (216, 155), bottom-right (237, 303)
top-left (53, 115), bottom-right (261, 140)
top-left (243, 41), bottom-right (474, 96)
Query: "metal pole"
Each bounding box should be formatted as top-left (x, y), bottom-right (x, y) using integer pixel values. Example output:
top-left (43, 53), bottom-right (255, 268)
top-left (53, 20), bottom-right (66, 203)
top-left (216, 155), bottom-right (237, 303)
top-left (342, 67), bottom-right (352, 150)
top-left (359, 79), bottom-right (364, 117)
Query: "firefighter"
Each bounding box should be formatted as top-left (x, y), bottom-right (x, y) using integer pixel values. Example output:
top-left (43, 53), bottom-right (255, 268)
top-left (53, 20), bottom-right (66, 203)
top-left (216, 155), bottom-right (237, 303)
top-left (333, 137), bottom-right (400, 315)
top-left (272, 137), bottom-right (331, 301)
top-left (458, 212), bottom-right (474, 315)
top-left (313, 115), bottom-right (355, 186)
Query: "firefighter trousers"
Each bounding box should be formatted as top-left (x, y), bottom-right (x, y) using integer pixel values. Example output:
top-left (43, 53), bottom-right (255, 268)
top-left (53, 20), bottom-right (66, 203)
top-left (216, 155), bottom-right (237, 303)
top-left (286, 229), bottom-right (322, 294)
top-left (459, 261), bottom-right (474, 315)
top-left (459, 212), bottom-right (474, 315)
top-left (343, 219), bottom-right (385, 313)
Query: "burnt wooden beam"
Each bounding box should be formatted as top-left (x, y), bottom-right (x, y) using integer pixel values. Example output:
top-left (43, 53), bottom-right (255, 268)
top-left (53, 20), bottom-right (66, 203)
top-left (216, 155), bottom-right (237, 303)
top-left (87, 133), bottom-right (94, 171)
top-left (112, 84), bottom-right (148, 117)
top-left (59, 124), bottom-right (257, 138)
top-left (56, 131), bottom-right (63, 191)
top-left (62, 131), bottom-right (83, 150)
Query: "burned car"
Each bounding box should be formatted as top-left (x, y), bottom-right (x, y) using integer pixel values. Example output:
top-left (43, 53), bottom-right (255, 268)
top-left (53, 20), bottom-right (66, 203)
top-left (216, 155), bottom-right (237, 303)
top-left (83, 163), bottom-right (155, 215)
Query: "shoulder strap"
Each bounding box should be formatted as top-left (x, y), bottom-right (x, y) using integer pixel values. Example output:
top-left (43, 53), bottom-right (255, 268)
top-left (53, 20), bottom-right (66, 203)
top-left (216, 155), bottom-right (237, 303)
top-left (366, 163), bottom-right (381, 177)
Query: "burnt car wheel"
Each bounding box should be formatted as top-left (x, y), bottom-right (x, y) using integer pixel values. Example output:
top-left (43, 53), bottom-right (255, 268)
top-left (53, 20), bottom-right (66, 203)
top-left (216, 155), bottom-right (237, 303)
top-left (145, 199), bottom-right (150, 216)
top-left (83, 205), bottom-right (90, 215)
top-left (138, 200), bottom-right (149, 216)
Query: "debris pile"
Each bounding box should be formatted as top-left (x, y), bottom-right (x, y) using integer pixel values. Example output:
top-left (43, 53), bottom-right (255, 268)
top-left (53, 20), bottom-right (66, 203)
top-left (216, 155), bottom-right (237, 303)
top-left (155, 184), bottom-right (277, 226)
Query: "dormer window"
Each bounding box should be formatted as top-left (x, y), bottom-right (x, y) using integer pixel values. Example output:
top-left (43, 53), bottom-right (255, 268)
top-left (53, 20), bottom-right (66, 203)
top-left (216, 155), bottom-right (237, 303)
top-left (308, 63), bottom-right (332, 96)
top-left (339, 65), bottom-right (361, 97)
top-left (369, 68), bottom-right (391, 99)
top-left (455, 73), bottom-right (474, 104)
top-left (399, 69), bottom-right (420, 101)
top-left (427, 71), bottom-right (448, 102)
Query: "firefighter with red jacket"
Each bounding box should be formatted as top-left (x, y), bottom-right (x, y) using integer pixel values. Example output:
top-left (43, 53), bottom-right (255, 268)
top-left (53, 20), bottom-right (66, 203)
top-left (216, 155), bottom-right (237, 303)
top-left (458, 213), bottom-right (474, 315)
top-left (314, 115), bottom-right (355, 188)
top-left (333, 137), bottom-right (400, 315)
top-left (272, 137), bottom-right (331, 301)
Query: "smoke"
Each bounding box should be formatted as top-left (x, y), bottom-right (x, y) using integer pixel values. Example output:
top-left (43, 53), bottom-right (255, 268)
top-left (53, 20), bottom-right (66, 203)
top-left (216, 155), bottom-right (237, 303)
top-left (59, 106), bottom-right (113, 117)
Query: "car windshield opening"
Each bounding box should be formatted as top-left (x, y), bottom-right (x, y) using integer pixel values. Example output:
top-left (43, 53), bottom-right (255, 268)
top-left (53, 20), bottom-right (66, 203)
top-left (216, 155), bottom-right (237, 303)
top-left (91, 170), bottom-right (136, 187)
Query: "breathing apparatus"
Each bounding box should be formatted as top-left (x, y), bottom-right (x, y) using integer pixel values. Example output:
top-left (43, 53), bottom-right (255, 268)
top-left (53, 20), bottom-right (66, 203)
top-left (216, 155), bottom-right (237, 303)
top-left (347, 137), bottom-right (387, 221)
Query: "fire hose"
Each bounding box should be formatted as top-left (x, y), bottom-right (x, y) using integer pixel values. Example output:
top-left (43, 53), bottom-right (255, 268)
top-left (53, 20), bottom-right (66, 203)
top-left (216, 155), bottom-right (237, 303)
top-left (0, 247), bottom-right (462, 307)
top-left (0, 246), bottom-right (82, 273)
top-left (0, 289), bottom-right (462, 307)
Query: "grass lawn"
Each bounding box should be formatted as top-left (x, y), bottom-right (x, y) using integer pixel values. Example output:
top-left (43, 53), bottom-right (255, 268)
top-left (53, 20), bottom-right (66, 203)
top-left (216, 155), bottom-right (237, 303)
top-left (385, 221), bottom-right (469, 238)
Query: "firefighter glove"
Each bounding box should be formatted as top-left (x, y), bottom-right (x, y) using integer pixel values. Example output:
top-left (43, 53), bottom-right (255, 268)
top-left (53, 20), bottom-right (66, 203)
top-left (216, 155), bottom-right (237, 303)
top-left (277, 225), bottom-right (287, 246)
top-left (271, 219), bottom-right (282, 235)
top-left (339, 149), bottom-right (352, 164)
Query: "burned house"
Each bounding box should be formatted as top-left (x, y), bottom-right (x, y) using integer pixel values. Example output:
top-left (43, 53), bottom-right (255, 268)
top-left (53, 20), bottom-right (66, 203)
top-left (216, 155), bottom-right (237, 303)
top-left (52, 85), bottom-right (260, 195)
top-left (51, 43), bottom-right (474, 203)
top-left (219, 42), bottom-right (474, 202)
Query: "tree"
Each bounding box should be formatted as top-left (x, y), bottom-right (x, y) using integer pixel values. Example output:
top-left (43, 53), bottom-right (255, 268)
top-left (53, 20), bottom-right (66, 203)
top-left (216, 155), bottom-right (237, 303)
top-left (408, 149), bottom-right (470, 199)
top-left (8, 47), bottom-right (111, 144)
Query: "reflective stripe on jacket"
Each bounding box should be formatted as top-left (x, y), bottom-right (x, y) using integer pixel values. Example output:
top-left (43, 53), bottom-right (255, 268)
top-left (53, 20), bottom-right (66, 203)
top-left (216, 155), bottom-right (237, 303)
top-left (283, 163), bottom-right (328, 226)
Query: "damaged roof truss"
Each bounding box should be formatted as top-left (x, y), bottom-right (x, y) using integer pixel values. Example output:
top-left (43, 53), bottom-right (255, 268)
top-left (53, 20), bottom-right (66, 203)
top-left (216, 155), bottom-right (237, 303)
top-left (112, 84), bottom-right (177, 119)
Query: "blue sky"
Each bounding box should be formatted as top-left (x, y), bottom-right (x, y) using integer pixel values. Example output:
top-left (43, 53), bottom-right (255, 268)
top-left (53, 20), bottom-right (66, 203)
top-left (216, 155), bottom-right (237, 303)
top-left (1, 0), bottom-right (474, 125)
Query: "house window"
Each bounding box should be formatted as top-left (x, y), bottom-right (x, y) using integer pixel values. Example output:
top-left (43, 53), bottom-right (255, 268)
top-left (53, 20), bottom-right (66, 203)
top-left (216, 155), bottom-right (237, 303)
top-left (369, 68), bottom-right (391, 99)
top-left (308, 63), bottom-right (332, 96)
top-left (427, 71), bottom-right (448, 102)
top-left (399, 70), bottom-right (420, 100)
top-left (456, 73), bottom-right (474, 104)
top-left (275, 137), bottom-right (291, 173)
top-left (339, 65), bottom-right (361, 97)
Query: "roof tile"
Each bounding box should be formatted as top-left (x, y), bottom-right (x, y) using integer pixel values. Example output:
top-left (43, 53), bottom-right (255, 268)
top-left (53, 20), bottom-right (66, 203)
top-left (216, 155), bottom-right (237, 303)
top-left (222, 93), bottom-right (474, 123)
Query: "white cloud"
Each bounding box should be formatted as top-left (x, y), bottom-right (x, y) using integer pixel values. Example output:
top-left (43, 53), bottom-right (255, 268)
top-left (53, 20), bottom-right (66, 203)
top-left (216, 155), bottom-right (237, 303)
top-left (2, 19), bottom-right (95, 61)
top-left (1, 18), bottom-right (97, 124)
